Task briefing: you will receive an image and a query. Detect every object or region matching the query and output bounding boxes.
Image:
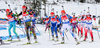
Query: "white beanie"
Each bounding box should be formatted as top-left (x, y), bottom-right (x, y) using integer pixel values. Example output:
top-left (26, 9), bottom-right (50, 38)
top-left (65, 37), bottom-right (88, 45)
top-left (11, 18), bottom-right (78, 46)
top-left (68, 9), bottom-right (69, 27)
top-left (86, 13), bottom-right (90, 15)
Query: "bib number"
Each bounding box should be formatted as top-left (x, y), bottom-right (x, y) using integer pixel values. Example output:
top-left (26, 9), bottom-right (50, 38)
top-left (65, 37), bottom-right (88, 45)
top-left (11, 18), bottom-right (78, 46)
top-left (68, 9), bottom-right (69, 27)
top-left (8, 18), bottom-right (14, 21)
top-left (62, 19), bottom-right (69, 22)
top-left (23, 15), bottom-right (30, 20)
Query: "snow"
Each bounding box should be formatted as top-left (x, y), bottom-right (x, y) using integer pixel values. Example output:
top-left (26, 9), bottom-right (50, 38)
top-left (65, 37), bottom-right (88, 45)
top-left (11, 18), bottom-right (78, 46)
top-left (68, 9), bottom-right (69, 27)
top-left (0, 0), bottom-right (100, 48)
top-left (0, 24), bottom-right (100, 48)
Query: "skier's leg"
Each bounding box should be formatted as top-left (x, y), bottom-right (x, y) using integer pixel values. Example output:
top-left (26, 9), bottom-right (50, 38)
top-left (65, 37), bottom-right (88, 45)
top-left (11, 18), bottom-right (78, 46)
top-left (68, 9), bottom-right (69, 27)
top-left (89, 25), bottom-right (93, 41)
top-left (32, 27), bottom-right (37, 43)
top-left (12, 22), bottom-right (19, 39)
top-left (68, 26), bottom-right (76, 39)
top-left (81, 26), bottom-right (83, 37)
top-left (32, 27), bottom-right (37, 39)
top-left (61, 26), bottom-right (66, 38)
top-left (25, 22), bottom-right (31, 43)
top-left (75, 24), bottom-right (78, 33)
top-left (68, 25), bottom-right (79, 44)
top-left (8, 23), bottom-right (13, 41)
top-left (32, 24), bottom-right (37, 42)
top-left (51, 26), bottom-right (54, 40)
top-left (78, 25), bottom-right (80, 36)
top-left (61, 24), bottom-right (66, 43)
top-left (48, 24), bottom-right (50, 33)
top-left (84, 27), bottom-right (88, 41)
top-left (72, 25), bottom-right (74, 33)
top-left (59, 25), bottom-right (62, 35)
top-left (30, 27), bottom-right (32, 36)
top-left (54, 26), bottom-right (58, 40)
top-left (45, 23), bottom-right (48, 31)
top-left (48, 23), bottom-right (50, 30)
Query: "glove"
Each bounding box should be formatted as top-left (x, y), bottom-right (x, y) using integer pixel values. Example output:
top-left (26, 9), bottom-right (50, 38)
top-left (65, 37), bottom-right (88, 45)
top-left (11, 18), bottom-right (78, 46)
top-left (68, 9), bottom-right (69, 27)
top-left (93, 15), bottom-right (96, 18)
top-left (60, 23), bottom-right (62, 26)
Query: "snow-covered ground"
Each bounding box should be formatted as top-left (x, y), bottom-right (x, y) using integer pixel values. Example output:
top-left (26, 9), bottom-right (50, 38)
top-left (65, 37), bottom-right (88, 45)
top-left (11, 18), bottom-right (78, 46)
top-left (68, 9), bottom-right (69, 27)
top-left (0, 24), bottom-right (100, 48)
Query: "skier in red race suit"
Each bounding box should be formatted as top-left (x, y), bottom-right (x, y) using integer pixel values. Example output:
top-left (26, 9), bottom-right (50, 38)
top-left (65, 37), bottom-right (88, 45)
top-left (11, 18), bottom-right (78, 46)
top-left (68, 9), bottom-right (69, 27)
top-left (83, 12), bottom-right (96, 42)
top-left (44, 16), bottom-right (50, 33)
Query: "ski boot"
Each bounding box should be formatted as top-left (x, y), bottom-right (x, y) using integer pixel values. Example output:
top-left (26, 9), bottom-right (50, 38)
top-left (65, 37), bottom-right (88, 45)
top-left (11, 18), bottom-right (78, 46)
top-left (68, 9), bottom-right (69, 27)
top-left (17, 36), bottom-right (20, 41)
top-left (27, 40), bottom-right (31, 44)
top-left (83, 36), bottom-right (87, 41)
top-left (7, 35), bottom-right (12, 41)
top-left (34, 36), bottom-right (38, 43)
top-left (80, 34), bottom-right (83, 39)
top-left (52, 35), bottom-right (54, 41)
top-left (61, 37), bottom-right (64, 44)
top-left (75, 38), bottom-right (80, 44)
top-left (91, 37), bottom-right (94, 42)
top-left (56, 36), bottom-right (59, 41)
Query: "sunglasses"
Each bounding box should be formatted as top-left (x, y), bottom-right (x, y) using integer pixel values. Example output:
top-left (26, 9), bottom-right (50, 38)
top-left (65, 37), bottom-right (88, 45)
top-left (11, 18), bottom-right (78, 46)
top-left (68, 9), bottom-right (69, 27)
top-left (22, 8), bottom-right (26, 10)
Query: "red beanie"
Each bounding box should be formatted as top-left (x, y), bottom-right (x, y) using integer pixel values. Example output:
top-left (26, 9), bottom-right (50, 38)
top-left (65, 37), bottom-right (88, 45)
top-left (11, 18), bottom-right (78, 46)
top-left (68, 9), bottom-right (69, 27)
top-left (22, 6), bottom-right (26, 9)
top-left (6, 9), bottom-right (10, 12)
top-left (50, 12), bottom-right (54, 15)
top-left (61, 10), bottom-right (65, 13)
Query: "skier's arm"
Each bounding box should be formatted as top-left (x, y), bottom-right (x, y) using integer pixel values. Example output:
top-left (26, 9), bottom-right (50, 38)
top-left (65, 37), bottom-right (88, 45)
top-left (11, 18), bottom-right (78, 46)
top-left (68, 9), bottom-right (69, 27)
top-left (11, 13), bottom-right (17, 20)
top-left (17, 12), bottom-right (22, 17)
top-left (66, 14), bottom-right (72, 19)
top-left (93, 15), bottom-right (96, 21)
top-left (59, 15), bottom-right (62, 25)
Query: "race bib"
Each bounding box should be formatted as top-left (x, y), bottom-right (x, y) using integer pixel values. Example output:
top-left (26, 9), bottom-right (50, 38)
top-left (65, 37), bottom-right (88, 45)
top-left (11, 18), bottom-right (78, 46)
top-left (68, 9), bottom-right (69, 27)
top-left (51, 18), bottom-right (56, 22)
top-left (72, 21), bottom-right (77, 23)
top-left (8, 18), bottom-right (14, 21)
top-left (86, 20), bottom-right (92, 23)
top-left (32, 17), bottom-right (35, 20)
top-left (23, 15), bottom-right (30, 20)
top-left (62, 19), bottom-right (69, 22)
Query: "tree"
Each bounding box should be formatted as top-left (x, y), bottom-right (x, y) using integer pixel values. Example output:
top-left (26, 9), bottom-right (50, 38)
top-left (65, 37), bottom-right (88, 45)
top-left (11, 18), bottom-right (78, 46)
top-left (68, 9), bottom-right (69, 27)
top-left (66, 0), bottom-right (70, 1)
top-left (95, 0), bottom-right (100, 3)
top-left (32, 0), bottom-right (42, 16)
top-left (57, 0), bottom-right (59, 2)
top-left (80, 0), bottom-right (85, 3)
top-left (42, 0), bottom-right (47, 16)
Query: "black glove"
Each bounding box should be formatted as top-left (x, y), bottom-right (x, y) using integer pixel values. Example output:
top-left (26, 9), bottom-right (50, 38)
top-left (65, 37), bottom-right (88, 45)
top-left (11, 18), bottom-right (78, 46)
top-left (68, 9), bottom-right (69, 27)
top-left (93, 15), bottom-right (96, 18)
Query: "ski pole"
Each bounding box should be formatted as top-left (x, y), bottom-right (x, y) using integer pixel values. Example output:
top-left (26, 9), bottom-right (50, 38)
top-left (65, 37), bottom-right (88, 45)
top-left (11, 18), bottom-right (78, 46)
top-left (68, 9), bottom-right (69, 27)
top-left (20, 25), bottom-right (26, 35)
top-left (19, 22), bottom-right (26, 34)
top-left (96, 28), bottom-right (100, 39)
top-left (94, 19), bottom-right (100, 39)
top-left (62, 5), bottom-right (64, 10)
top-left (49, 23), bottom-right (51, 40)
top-left (64, 32), bottom-right (69, 40)
top-left (8, 4), bottom-right (12, 12)
top-left (49, 27), bottom-right (50, 40)
top-left (17, 27), bottom-right (25, 35)
top-left (88, 7), bottom-right (90, 12)
top-left (34, 25), bottom-right (41, 35)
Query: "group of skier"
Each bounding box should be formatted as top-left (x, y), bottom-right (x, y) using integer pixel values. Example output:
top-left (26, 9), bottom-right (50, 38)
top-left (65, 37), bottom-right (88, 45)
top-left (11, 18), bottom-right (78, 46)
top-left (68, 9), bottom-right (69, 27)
top-left (44, 10), bottom-right (96, 44)
top-left (0, 5), bottom-right (97, 45)
top-left (0, 6), bottom-right (38, 44)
